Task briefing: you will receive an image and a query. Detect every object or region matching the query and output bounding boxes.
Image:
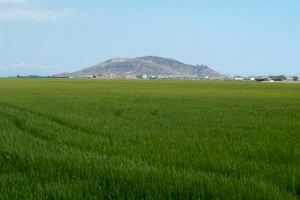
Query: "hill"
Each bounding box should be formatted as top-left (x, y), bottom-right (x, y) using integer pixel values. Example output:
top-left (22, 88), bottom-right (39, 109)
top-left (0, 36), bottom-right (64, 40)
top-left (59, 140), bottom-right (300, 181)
top-left (55, 56), bottom-right (223, 79)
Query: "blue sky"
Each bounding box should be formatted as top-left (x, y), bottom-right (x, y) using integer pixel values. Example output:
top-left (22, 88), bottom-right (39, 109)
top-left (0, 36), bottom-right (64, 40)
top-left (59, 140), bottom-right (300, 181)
top-left (0, 0), bottom-right (299, 76)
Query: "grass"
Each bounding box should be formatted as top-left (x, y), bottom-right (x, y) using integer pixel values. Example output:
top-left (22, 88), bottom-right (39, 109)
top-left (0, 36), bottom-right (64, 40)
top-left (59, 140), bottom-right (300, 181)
top-left (0, 79), bottom-right (299, 199)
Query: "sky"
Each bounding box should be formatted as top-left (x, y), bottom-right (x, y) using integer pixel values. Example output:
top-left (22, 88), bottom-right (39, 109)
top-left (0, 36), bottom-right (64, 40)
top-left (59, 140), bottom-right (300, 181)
top-left (0, 0), bottom-right (299, 76)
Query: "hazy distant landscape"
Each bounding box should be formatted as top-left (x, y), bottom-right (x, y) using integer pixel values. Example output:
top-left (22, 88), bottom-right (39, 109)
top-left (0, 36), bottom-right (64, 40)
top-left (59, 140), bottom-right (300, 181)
top-left (37, 55), bottom-right (298, 82)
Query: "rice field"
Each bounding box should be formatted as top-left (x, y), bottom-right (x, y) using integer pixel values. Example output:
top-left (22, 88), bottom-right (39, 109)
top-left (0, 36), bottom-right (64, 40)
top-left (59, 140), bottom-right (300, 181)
top-left (0, 79), bottom-right (299, 199)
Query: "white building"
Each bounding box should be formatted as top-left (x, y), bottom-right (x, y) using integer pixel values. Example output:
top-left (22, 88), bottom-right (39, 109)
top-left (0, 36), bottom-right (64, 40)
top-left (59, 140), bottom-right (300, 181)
top-left (142, 74), bottom-right (147, 79)
top-left (234, 76), bottom-right (246, 81)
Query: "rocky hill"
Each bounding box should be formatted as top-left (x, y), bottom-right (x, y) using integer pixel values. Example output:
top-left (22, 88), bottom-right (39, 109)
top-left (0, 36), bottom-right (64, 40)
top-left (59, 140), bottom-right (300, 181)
top-left (55, 56), bottom-right (223, 79)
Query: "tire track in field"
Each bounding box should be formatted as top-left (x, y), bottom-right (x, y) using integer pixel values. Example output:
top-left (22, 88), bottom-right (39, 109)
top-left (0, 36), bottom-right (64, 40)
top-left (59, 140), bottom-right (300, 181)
top-left (0, 102), bottom-right (117, 156)
top-left (0, 109), bottom-right (50, 141)
top-left (0, 107), bottom-right (120, 167)
top-left (0, 102), bottom-right (97, 135)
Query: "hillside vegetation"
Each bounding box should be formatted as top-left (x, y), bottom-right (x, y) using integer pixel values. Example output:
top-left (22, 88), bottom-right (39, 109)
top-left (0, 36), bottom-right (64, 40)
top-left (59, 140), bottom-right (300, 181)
top-left (0, 79), bottom-right (299, 199)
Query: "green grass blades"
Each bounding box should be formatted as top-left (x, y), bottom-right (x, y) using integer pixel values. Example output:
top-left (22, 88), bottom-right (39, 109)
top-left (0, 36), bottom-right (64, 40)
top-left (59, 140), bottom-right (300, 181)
top-left (0, 79), bottom-right (299, 199)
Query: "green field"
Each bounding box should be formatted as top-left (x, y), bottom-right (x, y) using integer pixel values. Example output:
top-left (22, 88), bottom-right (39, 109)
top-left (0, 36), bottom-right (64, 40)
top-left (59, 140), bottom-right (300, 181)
top-left (0, 79), bottom-right (299, 199)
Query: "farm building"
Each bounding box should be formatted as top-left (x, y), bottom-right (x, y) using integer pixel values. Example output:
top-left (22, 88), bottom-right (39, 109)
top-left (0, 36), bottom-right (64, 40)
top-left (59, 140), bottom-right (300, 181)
top-left (234, 76), bottom-right (246, 81)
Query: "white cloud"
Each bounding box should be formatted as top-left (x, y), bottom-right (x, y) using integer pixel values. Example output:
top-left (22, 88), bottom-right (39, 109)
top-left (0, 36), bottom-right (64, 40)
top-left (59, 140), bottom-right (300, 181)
top-left (0, 0), bottom-right (27, 4)
top-left (0, 0), bottom-right (73, 22)
top-left (0, 8), bottom-right (73, 22)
